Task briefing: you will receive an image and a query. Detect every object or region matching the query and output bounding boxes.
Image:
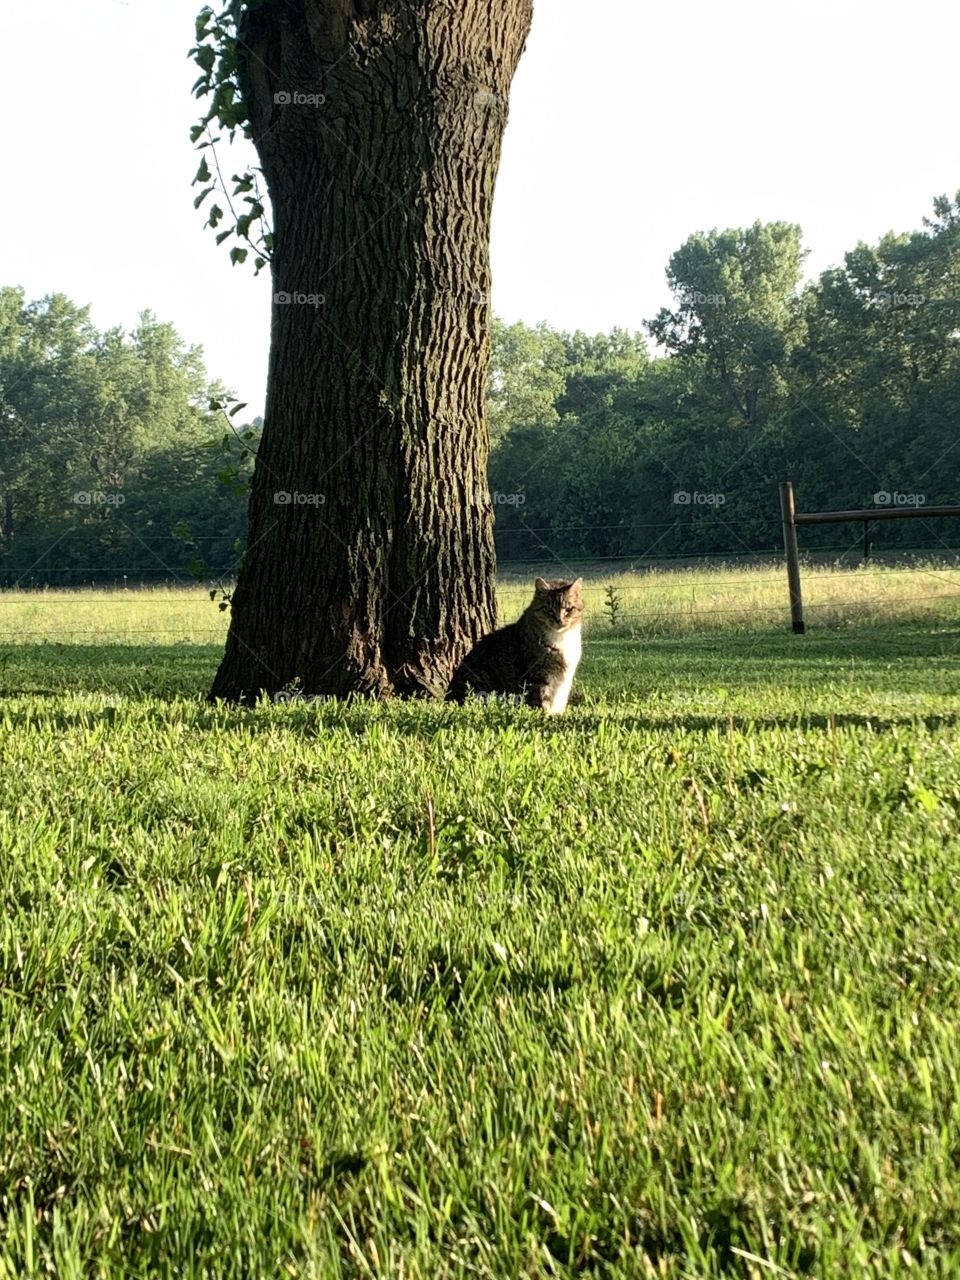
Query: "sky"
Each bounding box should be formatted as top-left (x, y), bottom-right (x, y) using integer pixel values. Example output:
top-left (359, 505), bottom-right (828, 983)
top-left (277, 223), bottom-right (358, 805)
top-left (3, 0), bottom-right (958, 419)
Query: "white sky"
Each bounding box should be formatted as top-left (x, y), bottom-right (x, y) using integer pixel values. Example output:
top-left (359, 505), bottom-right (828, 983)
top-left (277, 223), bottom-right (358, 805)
top-left (3, 0), bottom-right (958, 419)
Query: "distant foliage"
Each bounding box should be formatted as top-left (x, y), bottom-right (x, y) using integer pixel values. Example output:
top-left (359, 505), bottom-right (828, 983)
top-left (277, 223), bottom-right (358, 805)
top-left (3, 193), bottom-right (959, 585)
top-left (490, 193), bottom-right (960, 563)
top-left (0, 289), bottom-right (256, 585)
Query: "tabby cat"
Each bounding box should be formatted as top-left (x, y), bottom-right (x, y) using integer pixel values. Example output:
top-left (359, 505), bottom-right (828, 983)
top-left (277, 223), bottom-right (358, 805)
top-left (446, 577), bottom-right (584, 713)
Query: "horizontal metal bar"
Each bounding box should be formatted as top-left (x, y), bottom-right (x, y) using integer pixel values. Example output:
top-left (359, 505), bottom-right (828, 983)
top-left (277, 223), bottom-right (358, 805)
top-left (795, 505), bottom-right (960, 525)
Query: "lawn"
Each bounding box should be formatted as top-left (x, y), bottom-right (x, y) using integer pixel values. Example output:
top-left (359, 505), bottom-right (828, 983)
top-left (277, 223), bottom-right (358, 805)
top-left (1, 574), bottom-right (960, 1277)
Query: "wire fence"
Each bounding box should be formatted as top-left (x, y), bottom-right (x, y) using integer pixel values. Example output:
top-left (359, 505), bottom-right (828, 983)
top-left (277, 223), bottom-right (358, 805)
top-left (4, 561), bottom-right (960, 602)
top-left (5, 498), bottom-right (960, 587)
top-left (3, 543), bottom-right (960, 645)
top-left (7, 598), bottom-right (960, 642)
top-left (2, 501), bottom-right (960, 644)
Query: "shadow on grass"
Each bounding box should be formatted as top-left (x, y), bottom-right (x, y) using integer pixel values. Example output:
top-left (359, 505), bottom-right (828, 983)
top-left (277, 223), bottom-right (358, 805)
top-left (3, 701), bottom-right (960, 741)
top-left (0, 642), bottom-right (220, 699)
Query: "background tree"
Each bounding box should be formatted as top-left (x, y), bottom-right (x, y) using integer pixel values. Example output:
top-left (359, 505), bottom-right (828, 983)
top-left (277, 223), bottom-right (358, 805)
top-left (0, 290), bottom-right (245, 585)
top-left (193, 0), bottom-right (534, 702)
top-left (6, 192), bottom-right (958, 583)
top-left (646, 221), bottom-right (807, 429)
top-left (555, 327), bottom-right (649, 419)
top-left (487, 318), bottom-right (565, 446)
top-left (790, 197), bottom-right (960, 533)
top-left (0, 290), bottom-right (96, 546)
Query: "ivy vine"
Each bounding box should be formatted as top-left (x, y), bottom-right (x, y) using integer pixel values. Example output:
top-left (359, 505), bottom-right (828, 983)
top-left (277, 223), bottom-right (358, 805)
top-left (189, 2), bottom-right (275, 272)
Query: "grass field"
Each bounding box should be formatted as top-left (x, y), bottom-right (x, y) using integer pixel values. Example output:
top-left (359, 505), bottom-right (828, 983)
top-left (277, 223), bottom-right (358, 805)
top-left (2, 567), bottom-right (960, 1277)
top-left (4, 556), bottom-right (960, 646)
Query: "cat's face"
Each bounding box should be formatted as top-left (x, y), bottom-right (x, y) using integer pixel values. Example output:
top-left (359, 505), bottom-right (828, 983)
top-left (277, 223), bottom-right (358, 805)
top-left (533, 577), bottom-right (584, 631)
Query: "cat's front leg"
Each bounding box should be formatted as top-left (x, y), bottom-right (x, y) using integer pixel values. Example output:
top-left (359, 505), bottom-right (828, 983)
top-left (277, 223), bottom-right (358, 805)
top-left (522, 683), bottom-right (552, 712)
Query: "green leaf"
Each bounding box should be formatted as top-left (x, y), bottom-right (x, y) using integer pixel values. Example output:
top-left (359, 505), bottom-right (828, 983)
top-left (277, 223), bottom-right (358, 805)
top-left (229, 402), bottom-right (248, 416)
top-left (193, 186), bottom-right (215, 209)
top-left (230, 248), bottom-right (248, 266)
top-left (194, 156), bottom-right (212, 185)
top-left (195, 7), bottom-right (213, 39)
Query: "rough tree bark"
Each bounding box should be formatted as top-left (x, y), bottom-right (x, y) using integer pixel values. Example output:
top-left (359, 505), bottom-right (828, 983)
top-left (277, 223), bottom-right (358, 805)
top-left (209, 0), bottom-right (533, 702)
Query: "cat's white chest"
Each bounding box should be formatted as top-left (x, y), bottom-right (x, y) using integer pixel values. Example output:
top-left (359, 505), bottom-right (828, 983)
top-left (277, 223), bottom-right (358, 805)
top-left (544, 626), bottom-right (582, 714)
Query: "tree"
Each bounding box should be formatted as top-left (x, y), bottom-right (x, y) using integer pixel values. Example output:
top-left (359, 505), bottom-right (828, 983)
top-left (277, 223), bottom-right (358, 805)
top-left (193, 1), bottom-right (533, 702)
top-left (0, 290), bottom-right (97, 545)
top-left (646, 221), bottom-right (806, 428)
top-left (487, 319), bottom-right (566, 445)
top-left (554, 327), bottom-right (648, 418)
top-left (0, 290), bottom-right (238, 585)
top-left (799, 195), bottom-right (960, 417)
top-left (790, 193), bottom-right (960, 531)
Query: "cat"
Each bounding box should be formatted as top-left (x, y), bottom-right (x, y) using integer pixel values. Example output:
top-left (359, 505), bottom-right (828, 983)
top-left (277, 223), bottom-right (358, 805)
top-left (446, 577), bottom-right (584, 713)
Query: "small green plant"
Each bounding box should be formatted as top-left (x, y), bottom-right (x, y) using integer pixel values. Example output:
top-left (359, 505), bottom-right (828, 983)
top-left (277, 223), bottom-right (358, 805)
top-left (603, 582), bottom-right (622, 629)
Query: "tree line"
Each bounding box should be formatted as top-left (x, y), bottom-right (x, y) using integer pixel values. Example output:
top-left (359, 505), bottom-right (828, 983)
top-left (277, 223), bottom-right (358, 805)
top-left (2, 190), bottom-right (958, 585)
top-left (489, 193), bottom-right (960, 563)
top-left (0, 290), bottom-right (257, 585)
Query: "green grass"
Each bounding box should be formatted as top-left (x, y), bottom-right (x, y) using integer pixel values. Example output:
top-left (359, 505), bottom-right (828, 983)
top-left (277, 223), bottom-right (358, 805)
top-left (2, 577), bottom-right (960, 1276)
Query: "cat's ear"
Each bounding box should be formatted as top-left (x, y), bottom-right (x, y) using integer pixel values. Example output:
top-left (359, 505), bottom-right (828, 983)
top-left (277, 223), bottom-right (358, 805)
top-left (534, 577), bottom-right (550, 592)
top-left (570, 577), bottom-right (584, 591)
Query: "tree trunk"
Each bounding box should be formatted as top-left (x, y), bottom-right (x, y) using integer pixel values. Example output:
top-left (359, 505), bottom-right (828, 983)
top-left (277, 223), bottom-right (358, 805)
top-left (209, 0), bottom-right (532, 703)
top-left (745, 386), bottom-right (758, 427)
